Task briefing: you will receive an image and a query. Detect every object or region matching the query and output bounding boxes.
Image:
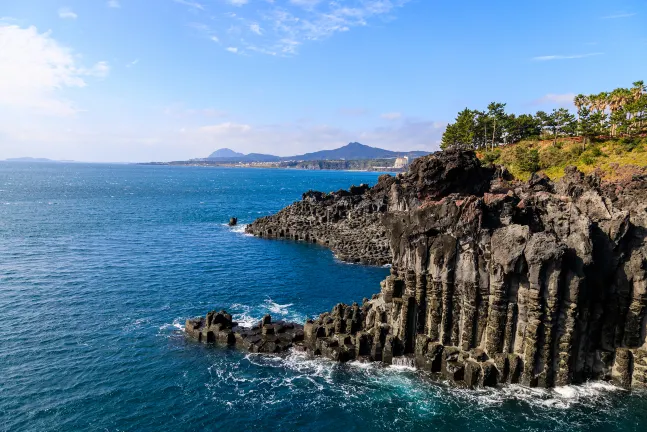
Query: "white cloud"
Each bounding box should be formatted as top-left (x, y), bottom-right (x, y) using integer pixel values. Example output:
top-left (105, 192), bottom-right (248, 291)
top-left (0, 24), bottom-right (108, 116)
top-left (107, 0), bottom-right (121, 8)
top-left (381, 112), bottom-right (401, 120)
top-left (189, 0), bottom-right (411, 55)
top-left (90, 61), bottom-right (110, 78)
top-left (126, 58), bottom-right (140, 67)
top-left (602, 12), bottom-right (636, 19)
top-left (532, 53), bottom-right (603, 61)
top-left (226, 46), bottom-right (239, 53)
top-left (58, 8), bottom-right (78, 19)
top-left (532, 93), bottom-right (575, 107)
top-left (173, 0), bottom-right (205, 10)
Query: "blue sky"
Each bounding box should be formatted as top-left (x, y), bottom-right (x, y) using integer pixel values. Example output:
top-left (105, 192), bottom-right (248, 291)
top-left (0, 0), bottom-right (645, 162)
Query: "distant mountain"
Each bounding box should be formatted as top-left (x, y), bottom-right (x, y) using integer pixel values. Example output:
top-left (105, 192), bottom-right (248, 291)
top-left (208, 148), bottom-right (245, 159)
top-left (207, 149), bottom-right (280, 163)
top-left (286, 142), bottom-right (428, 161)
top-left (205, 142), bottom-right (429, 163)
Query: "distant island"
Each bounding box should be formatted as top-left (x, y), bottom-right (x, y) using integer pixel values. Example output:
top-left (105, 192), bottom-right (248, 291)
top-left (142, 142), bottom-right (431, 171)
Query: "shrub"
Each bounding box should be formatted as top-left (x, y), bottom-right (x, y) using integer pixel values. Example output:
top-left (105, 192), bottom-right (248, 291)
top-left (482, 149), bottom-right (501, 165)
top-left (569, 145), bottom-right (584, 158)
top-left (514, 145), bottom-right (540, 173)
top-left (619, 137), bottom-right (639, 152)
top-left (580, 154), bottom-right (595, 165)
top-left (539, 146), bottom-right (568, 169)
top-left (589, 146), bottom-right (603, 157)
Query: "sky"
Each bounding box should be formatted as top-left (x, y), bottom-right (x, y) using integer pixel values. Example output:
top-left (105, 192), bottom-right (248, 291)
top-left (0, 0), bottom-right (646, 162)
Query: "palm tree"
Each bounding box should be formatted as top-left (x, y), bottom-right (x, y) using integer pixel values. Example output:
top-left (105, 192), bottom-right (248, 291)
top-left (608, 89), bottom-right (629, 137)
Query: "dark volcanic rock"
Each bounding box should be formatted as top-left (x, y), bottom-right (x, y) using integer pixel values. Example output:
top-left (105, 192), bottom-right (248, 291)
top-left (245, 150), bottom-right (495, 266)
top-left (186, 312), bottom-right (304, 353)
top-left (192, 150), bottom-right (647, 389)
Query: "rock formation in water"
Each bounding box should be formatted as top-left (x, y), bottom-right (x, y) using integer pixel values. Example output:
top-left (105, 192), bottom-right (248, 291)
top-left (192, 150), bottom-right (647, 389)
top-left (186, 311), bottom-right (304, 353)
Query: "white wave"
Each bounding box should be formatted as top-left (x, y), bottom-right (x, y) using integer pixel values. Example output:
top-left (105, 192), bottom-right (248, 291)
top-left (159, 319), bottom-right (185, 331)
top-left (389, 364), bottom-right (417, 371)
top-left (451, 380), bottom-right (625, 410)
top-left (264, 298), bottom-right (293, 315)
top-left (348, 360), bottom-right (378, 370)
top-left (221, 223), bottom-right (253, 236)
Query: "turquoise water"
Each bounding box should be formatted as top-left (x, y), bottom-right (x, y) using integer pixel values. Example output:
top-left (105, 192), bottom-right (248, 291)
top-left (1, 163), bottom-right (646, 432)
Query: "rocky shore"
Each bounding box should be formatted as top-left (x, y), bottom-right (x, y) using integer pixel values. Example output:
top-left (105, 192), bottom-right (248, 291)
top-left (189, 150), bottom-right (647, 389)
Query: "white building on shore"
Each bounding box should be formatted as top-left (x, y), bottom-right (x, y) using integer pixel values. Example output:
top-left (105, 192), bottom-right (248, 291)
top-left (394, 156), bottom-right (409, 169)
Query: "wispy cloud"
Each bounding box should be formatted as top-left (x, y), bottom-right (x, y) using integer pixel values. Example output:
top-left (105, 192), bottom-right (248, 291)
top-left (531, 93), bottom-right (575, 107)
top-left (532, 52), bottom-right (603, 61)
top-left (602, 12), bottom-right (636, 19)
top-left (126, 59), bottom-right (140, 68)
top-left (107, 0), bottom-right (121, 8)
top-left (381, 112), bottom-right (402, 120)
top-left (173, 0), bottom-right (205, 11)
top-left (186, 0), bottom-right (411, 56)
top-left (58, 8), bottom-right (78, 20)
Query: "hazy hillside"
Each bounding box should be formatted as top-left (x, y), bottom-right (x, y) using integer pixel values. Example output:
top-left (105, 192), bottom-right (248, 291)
top-left (206, 142), bottom-right (429, 162)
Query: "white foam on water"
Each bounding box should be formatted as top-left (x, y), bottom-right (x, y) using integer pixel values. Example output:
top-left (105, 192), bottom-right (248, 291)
top-left (450, 380), bottom-right (626, 411)
top-left (159, 318), bottom-right (185, 331)
top-left (389, 364), bottom-right (417, 372)
top-left (230, 303), bottom-right (258, 328)
top-left (348, 360), bottom-right (378, 370)
top-left (264, 298), bottom-right (293, 315)
top-left (221, 223), bottom-right (253, 236)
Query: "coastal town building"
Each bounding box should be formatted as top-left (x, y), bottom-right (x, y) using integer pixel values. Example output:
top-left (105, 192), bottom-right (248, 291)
top-left (394, 156), bottom-right (409, 169)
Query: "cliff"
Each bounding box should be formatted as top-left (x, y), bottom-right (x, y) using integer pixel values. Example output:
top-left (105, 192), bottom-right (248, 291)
top-left (190, 150), bottom-right (647, 389)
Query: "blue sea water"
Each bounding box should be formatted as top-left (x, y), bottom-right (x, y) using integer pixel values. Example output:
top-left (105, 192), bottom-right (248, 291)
top-left (1, 162), bottom-right (646, 432)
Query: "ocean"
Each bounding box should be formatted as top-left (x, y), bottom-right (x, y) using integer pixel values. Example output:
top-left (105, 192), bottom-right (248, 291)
top-left (1, 162), bottom-right (646, 432)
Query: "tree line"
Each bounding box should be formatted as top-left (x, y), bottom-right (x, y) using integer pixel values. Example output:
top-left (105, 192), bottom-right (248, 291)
top-left (441, 81), bottom-right (647, 150)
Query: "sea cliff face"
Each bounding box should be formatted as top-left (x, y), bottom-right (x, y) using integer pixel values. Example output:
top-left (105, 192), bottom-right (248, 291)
top-left (192, 150), bottom-right (647, 389)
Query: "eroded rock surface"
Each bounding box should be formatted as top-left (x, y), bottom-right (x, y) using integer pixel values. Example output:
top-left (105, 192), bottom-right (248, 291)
top-left (192, 150), bottom-right (647, 389)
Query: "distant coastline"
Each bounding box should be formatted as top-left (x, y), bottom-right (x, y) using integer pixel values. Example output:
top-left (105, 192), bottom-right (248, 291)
top-left (138, 158), bottom-right (410, 172)
top-left (140, 141), bottom-right (429, 172)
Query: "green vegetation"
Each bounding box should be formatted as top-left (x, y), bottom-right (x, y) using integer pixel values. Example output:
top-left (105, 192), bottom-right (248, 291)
top-left (441, 81), bottom-right (647, 151)
top-left (479, 137), bottom-right (647, 180)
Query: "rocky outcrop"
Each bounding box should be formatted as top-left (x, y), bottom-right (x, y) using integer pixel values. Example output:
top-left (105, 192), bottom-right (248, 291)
top-left (194, 150), bottom-right (647, 389)
top-left (245, 150), bottom-right (494, 266)
top-left (246, 181), bottom-right (392, 265)
top-left (185, 311), bottom-right (304, 353)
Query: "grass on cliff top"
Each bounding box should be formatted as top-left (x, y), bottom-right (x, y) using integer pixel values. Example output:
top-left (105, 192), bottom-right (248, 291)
top-left (477, 136), bottom-right (647, 181)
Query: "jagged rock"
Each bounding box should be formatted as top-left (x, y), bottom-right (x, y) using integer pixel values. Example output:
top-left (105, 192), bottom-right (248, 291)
top-left (229, 217), bottom-right (238, 226)
top-left (191, 150), bottom-right (647, 389)
top-left (186, 312), bottom-right (304, 354)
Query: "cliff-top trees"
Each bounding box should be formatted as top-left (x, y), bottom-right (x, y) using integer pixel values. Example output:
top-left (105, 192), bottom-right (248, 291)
top-left (441, 81), bottom-right (646, 151)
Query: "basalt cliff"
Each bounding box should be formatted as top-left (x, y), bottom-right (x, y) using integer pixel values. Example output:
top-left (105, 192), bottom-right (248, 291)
top-left (188, 150), bottom-right (647, 389)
